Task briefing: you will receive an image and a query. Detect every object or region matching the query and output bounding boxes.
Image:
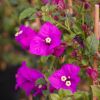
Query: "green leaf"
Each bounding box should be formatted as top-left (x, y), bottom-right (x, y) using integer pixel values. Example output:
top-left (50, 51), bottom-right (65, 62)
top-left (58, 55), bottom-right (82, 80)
top-left (19, 8), bottom-right (35, 20)
top-left (41, 5), bottom-right (56, 12)
top-left (42, 90), bottom-right (50, 96)
top-left (74, 91), bottom-right (90, 100)
top-left (91, 85), bottom-right (100, 99)
top-left (40, 56), bottom-right (49, 63)
top-left (42, 15), bottom-right (54, 23)
top-left (50, 94), bottom-right (60, 100)
top-left (85, 34), bottom-right (99, 55)
top-left (58, 89), bottom-right (72, 97)
top-left (66, 97), bottom-right (73, 100)
top-left (81, 59), bottom-right (88, 66)
top-left (74, 92), bottom-right (83, 100)
top-left (36, 78), bottom-right (46, 85)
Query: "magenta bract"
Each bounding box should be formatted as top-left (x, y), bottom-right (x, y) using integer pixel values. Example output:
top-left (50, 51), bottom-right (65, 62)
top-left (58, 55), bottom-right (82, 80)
top-left (15, 25), bottom-right (37, 49)
top-left (15, 61), bottom-right (46, 96)
top-left (49, 64), bottom-right (80, 92)
top-left (53, 42), bottom-right (66, 57)
top-left (29, 22), bottom-right (61, 56)
top-left (86, 67), bottom-right (98, 81)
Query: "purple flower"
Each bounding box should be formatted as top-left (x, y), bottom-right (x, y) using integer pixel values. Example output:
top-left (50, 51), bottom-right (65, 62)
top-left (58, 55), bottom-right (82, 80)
top-left (52, 0), bottom-right (66, 9)
top-left (86, 67), bottom-right (98, 81)
top-left (15, 61), bottom-right (46, 96)
top-left (49, 64), bottom-right (80, 92)
top-left (15, 25), bottom-right (37, 49)
top-left (81, 24), bottom-right (88, 33)
top-left (71, 49), bottom-right (78, 57)
top-left (29, 22), bottom-right (61, 56)
top-left (74, 35), bottom-right (85, 48)
top-left (84, 2), bottom-right (90, 9)
top-left (53, 42), bottom-right (66, 57)
top-left (42, 0), bottom-right (66, 9)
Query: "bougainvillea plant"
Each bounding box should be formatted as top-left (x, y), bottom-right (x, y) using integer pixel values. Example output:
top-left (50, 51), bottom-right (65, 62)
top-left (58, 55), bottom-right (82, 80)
top-left (15, 0), bottom-right (100, 100)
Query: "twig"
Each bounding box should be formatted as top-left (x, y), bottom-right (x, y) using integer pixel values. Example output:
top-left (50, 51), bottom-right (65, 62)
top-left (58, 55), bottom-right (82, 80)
top-left (93, 4), bottom-right (99, 100)
top-left (94, 5), bottom-right (99, 40)
top-left (68, 0), bottom-right (73, 14)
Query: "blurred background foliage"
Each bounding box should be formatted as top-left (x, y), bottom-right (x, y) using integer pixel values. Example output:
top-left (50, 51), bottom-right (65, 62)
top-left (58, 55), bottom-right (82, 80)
top-left (0, 0), bottom-right (36, 70)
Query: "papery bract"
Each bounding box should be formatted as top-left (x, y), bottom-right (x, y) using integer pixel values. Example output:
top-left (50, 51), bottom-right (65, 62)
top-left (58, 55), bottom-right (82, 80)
top-left (84, 2), bottom-right (90, 9)
top-left (53, 42), bottom-right (66, 57)
top-left (49, 64), bottom-right (80, 92)
top-left (52, 0), bottom-right (66, 9)
top-left (86, 67), bottom-right (98, 81)
top-left (42, 0), bottom-right (66, 9)
top-left (15, 61), bottom-right (46, 96)
top-left (15, 25), bottom-right (37, 49)
top-left (29, 22), bottom-right (61, 56)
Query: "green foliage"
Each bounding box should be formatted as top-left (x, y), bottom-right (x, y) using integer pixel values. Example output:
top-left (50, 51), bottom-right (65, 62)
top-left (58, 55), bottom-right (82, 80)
top-left (50, 94), bottom-right (60, 100)
top-left (85, 34), bottom-right (99, 55)
top-left (19, 8), bottom-right (36, 21)
top-left (50, 89), bottom-right (90, 100)
top-left (42, 90), bottom-right (50, 96)
top-left (74, 92), bottom-right (89, 100)
top-left (58, 89), bottom-right (72, 97)
top-left (91, 85), bottom-right (100, 99)
top-left (36, 78), bottom-right (46, 85)
top-left (41, 5), bottom-right (57, 23)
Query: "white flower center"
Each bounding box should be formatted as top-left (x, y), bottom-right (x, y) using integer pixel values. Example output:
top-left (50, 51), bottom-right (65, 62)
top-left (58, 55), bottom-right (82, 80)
top-left (61, 76), bottom-right (67, 82)
top-left (38, 84), bottom-right (42, 89)
top-left (15, 30), bottom-right (23, 37)
top-left (66, 81), bottom-right (71, 87)
top-left (45, 37), bottom-right (51, 44)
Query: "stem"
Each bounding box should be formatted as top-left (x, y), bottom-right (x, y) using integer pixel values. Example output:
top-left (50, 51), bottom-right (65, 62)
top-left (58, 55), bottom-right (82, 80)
top-left (82, 3), bottom-right (85, 24)
top-left (94, 5), bottom-right (99, 40)
top-left (68, 0), bottom-right (73, 14)
top-left (49, 56), bottom-right (56, 71)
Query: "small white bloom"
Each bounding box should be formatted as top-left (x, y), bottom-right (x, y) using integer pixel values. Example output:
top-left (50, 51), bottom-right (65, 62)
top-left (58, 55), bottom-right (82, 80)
top-left (65, 81), bottom-right (71, 87)
top-left (45, 37), bottom-right (51, 44)
top-left (61, 76), bottom-right (67, 82)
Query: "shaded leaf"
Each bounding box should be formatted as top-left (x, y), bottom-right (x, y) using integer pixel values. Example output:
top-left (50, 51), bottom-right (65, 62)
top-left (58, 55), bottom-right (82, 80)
top-left (91, 85), bottom-right (100, 99)
top-left (50, 94), bottom-right (60, 100)
top-left (36, 78), bottom-right (46, 85)
top-left (58, 89), bottom-right (72, 97)
top-left (85, 34), bottom-right (99, 55)
top-left (19, 8), bottom-right (35, 20)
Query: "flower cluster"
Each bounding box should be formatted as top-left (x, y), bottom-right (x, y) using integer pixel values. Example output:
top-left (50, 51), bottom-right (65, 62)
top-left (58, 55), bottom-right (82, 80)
top-left (15, 20), bottom-right (81, 96)
top-left (16, 62), bottom-right (80, 96)
top-left (15, 22), bottom-right (65, 57)
top-left (49, 64), bottom-right (80, 93)
top-left (15, 62), bottom-right (46, 96)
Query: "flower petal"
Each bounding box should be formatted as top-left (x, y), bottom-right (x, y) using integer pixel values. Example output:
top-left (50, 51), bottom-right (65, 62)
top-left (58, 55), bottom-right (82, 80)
top-left (29, 36), bottom-right (53, 56)
top-left (49, 69), bottom-right (65, 89)
top-left (39, 22), bottom-right (61, 49)
top-left (62, 64), bottom-right (80, 76)
top-left (15, 25), bottom-right (37, 49)
top-left (39, 22), bottom-right (61, 39)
